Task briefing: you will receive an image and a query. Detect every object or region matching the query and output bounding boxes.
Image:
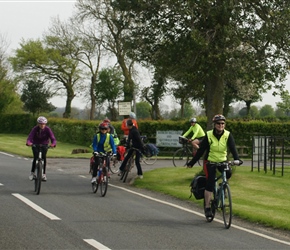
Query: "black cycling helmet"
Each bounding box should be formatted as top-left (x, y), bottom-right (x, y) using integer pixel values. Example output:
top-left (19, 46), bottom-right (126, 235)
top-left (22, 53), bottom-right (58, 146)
top-left (190, 118), bottom-right (197, 123)
top-left (212, 114), bottom-right (226, 123)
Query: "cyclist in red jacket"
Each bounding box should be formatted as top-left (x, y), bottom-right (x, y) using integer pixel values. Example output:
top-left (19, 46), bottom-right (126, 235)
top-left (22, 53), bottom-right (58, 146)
top-left (26, 116), bottom-right (56, 181)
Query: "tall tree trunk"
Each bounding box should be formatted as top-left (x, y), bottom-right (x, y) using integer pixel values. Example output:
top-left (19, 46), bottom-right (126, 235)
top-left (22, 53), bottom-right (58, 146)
top-left (206, 74), bottom-right (224, 130)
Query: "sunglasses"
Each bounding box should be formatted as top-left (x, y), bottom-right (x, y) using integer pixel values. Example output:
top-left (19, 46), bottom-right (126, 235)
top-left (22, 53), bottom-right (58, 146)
top-left (100, 128), bottom-right (107, 130)
top-left (216, 122), bottom-right (225, 125)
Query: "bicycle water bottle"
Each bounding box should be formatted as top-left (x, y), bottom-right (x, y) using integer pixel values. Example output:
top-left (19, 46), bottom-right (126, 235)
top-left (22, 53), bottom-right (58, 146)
top-left (98, 166), bottom-right (102, 177)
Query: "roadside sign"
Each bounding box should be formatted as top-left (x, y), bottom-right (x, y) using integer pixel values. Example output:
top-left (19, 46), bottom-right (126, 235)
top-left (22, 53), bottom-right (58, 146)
top-left (118, 102), bottom-right (131, 115)
top-left (156, 130), bottom-right (182, 147)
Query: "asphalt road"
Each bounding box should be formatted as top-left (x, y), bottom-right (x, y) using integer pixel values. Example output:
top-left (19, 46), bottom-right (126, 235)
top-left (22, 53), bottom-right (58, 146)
top-left (0, 152), bottom-right (289, 250)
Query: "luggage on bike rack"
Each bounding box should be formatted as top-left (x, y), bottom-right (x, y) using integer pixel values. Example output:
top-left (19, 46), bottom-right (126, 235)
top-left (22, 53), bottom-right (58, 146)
top-left (143, 143), bottom-right (159, 157)
top-left (190, 175), bottom-right (206, 199)
top-left (117, 145), bottom-right (126, 161)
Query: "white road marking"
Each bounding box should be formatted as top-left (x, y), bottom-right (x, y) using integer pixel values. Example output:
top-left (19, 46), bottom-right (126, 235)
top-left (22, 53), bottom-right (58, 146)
top-left (0, 183), bottom-right (3, 186)
top-left (12, 193), bottom-right (61, 220)
top-left (110, 184), bottom-right (290, 246)
top-left (57, 169), bottom-right (64, 171)
top-left (83, 239), bottom-right (111, 250)
top-left (79, 175), bottom-right (87, 178)
top-left (0, 152), bottom-right (15, 157)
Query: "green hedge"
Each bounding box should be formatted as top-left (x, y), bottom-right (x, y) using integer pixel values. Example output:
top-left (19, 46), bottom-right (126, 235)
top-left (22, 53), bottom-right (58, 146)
top-left (1, 114), bottom-right (290, 157)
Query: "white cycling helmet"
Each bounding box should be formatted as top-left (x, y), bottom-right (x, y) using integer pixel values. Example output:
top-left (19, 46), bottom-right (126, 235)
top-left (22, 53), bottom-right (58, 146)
top-left (129, 112), bottom-right (136, 119)
top-left (37, 116), bottom-right (47, 124)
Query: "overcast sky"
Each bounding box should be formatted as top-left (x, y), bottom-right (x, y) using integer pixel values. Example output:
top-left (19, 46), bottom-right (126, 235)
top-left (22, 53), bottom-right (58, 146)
top-left (0, 0), bottom-right (287, 109)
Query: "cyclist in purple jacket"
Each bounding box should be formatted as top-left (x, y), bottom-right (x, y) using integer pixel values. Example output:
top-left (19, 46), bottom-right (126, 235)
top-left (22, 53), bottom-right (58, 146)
top-left (26, 116), bottom-right (56, 181)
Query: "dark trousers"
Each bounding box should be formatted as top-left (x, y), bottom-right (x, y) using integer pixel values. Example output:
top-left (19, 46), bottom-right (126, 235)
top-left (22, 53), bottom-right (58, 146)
top-left (31, 147), bottom-right (48, 174)
top-left (120, 148), bottom-right (143, 176)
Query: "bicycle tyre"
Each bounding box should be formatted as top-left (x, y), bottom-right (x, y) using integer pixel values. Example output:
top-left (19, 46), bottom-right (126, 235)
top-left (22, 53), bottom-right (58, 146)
top-left (122, 157), bottom-right (133, 183)
top-left (92, 182), bottom-right (98, 193)
top-left (35, 161), bottom-right (42, 195)
top-left (221, 184), bottom-right (233, 229)
top-left (222, 184), bottom-right (232, 229)
top-left (109, 157), bottom-right (120, 174)
top-left (100, 171), bottom-right (108, 197)
top-left (172, 148), bottom-right (191, 167)
top-left (143, 154), bottom-right (157, 165)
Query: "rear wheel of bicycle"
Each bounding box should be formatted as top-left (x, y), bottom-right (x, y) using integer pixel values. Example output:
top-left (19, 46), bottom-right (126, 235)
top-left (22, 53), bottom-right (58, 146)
top-left (35, 161), bottom-right (42, 195)
top-left (143, 154), bottom-right (157, 165)
top-left (172, 148), bottom-right (191, 167)
top-left (100, 172), bottom-right (108, 197)
top-left (222, 184), bottom-right (232, 229)
top-left (109, 157), bottom-right (121, 174)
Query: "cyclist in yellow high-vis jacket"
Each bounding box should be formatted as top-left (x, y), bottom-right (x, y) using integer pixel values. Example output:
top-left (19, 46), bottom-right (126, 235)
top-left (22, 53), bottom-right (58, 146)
top-left (91, 122), bottom-right (116, 183)
top-left (182, 118), bottom-right (205, 154)
top-left (187, 115), bottom-right (240, 217)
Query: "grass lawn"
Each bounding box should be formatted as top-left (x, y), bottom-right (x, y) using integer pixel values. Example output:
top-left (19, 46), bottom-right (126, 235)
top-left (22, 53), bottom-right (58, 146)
top-left (1, 133), bottom-right (290, 231)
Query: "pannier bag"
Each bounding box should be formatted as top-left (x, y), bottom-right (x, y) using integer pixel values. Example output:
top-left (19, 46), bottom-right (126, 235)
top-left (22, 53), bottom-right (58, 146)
top-left (143, 143), bottom-right (159, 157)
top-left (190, 175), bottom-right (206, 200)
top-left (117, 145), bottom-right (126, 161)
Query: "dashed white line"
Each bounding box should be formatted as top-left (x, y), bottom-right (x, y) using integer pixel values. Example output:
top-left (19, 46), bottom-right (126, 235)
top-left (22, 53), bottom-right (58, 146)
top-left (12, 193), bottom-right (61, 220)
top-left (83, 239), bottom-right (111, 250)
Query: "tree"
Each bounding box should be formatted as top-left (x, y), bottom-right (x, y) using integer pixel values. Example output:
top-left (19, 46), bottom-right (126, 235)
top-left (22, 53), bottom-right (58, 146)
top-left (10, 38), bottom-right (81, 118)
top-left (113, 0), bottom-right (290, 128)
top-left (136, 101), bottom-right (151, 119)
top-left (0, 34), bottom-right (23, 114)
top-left (276, 90), bottom-right (290, 116)
top-left (259, 105), bottom-right (275, 117)
top-left (76, 0), bottom-right (137, 104)
top-left (21, 79), bottom-right (56, 115)
top-left (95, 67), bottom-right (123, 120)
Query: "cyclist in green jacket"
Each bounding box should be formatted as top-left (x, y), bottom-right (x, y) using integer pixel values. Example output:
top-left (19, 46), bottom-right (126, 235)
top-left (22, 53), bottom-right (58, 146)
top-left (182, 118), bottom-right (205, 154)
top-left (187, 115), bottom-right (240, 217)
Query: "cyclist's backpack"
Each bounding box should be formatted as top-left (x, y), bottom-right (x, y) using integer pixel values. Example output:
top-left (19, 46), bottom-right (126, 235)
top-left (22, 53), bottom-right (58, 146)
top-left (190, 175), bottom-right (206, 200)
top-left (143, 143), bottom-right (159, 157)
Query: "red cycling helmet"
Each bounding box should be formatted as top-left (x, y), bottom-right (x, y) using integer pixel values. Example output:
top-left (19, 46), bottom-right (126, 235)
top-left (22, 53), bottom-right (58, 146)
top-left (103, 118), bottom-right (111, 123)
top-left (212, 114), bottom-right (226, 123)
top-left (99, 122), bottom-right (109, 129)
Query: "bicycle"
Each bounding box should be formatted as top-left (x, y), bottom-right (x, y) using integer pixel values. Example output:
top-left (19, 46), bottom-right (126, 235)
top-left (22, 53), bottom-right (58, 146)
top-left (173, 136), bottom-right (200, 167)
top-left (119, 147), bottom-right (140, 183)
top-left (121, 135), bottom-right (158, 165)
top-left (32, 144), bottom-right (50, 195)
top-left (204, 160), bottom-right (243, 229)
top-left (91, 152), bottom-right (111, 197)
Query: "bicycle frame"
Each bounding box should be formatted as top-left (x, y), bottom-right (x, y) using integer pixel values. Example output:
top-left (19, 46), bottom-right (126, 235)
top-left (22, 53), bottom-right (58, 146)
top-left (92, 152), bottom-right (110, 197)
top-left (32, 144), bottom-right (49, 195)
top-left (204, 160), bottom-right (242, 229)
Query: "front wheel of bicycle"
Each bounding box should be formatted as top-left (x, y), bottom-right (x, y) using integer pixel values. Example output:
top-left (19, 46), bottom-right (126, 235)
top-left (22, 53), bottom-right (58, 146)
top-left (172, 148), bottom-right (191, 167)
top-left (100, 172), bottom-right (108, 197)
top-left (35, 161), bottom-right (42, 195)
top-left (222, 184), bottom-right (232, 229)
top-left (143, 154), bottom-right (157, 165)
top-left (92, 181), bottom-right (98, 193)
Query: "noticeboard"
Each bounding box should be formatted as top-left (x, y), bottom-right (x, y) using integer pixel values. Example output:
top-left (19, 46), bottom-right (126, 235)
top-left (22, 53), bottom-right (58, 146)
top-left (156, 130), bottom-right (183, 148)
top-left (118, 102), bottom-right (131, 115)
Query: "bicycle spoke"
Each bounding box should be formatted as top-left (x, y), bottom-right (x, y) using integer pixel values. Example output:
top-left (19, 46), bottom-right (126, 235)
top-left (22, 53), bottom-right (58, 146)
top-left (173, 148), bottom-right (190, 167)
top-left (222, 184), bottom-right (232, 229)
